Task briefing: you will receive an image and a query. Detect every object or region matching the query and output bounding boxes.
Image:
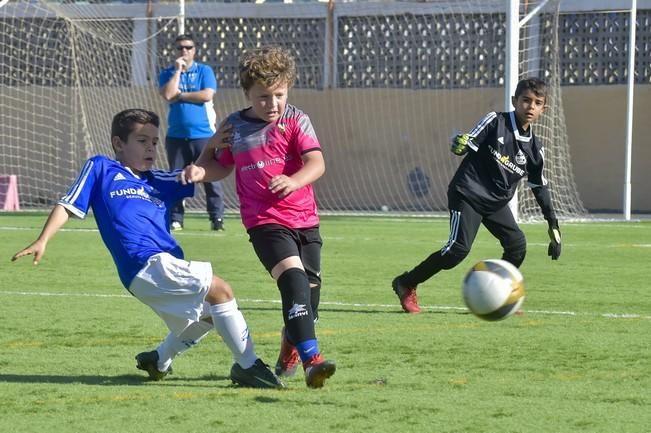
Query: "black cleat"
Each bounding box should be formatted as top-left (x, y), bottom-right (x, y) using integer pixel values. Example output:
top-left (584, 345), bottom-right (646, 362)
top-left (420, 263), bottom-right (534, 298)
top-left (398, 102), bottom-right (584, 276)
top-left (211, 218), bottom-right (225, 231)
top-left (230, 359), bottom-right (284, 389)
top-left (135, 350), bottom-right (172, 381)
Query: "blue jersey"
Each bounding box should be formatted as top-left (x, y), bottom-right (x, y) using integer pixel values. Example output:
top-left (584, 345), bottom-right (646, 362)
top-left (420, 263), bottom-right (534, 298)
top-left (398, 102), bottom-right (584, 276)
top-left (159, 62), bottom-right (217, 139)
top-left (58, 155), bottom-right (195, 289)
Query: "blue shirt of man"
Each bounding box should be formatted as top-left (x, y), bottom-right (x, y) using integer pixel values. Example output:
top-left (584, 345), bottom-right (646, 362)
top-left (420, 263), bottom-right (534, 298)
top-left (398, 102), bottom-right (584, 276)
top-left (159, 62), bottom-right (217, 139)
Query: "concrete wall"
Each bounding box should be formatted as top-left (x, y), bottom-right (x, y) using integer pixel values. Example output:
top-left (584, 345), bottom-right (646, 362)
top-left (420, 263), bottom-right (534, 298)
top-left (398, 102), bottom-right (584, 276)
top-left (236, 85), bottom-right (651, 213)
top-left (562, 85), bottom-right (651, 213)
top-left (1, 85), bottom-right (649, 213)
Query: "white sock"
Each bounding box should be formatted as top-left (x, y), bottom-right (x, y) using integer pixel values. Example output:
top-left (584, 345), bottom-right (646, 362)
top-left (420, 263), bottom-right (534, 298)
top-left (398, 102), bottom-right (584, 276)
top-left (209, 299), bottom-right (257, 369)
top-left (156, 320), bottom-right (213, 371)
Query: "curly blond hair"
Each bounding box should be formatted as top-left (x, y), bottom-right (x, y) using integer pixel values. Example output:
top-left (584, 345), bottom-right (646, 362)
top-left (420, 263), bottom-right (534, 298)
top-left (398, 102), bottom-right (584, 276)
top-left (239, 46), bottom-right (297, 92)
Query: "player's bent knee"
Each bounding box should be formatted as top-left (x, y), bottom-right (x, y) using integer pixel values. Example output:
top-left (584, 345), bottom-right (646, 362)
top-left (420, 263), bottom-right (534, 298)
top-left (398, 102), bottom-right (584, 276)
top-left (440, 246), bottom-right (469, 270)
top-left (277, 268), bottom-right (310, 301)
top-left (502, 237), bottom-right (527, 268)
top-left (205, 275), bottom-right (234, 304)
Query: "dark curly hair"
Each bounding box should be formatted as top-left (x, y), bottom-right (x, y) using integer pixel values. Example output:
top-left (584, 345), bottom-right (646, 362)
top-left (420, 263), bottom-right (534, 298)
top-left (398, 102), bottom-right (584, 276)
top-left (239, 46), bottom-right (297, 92)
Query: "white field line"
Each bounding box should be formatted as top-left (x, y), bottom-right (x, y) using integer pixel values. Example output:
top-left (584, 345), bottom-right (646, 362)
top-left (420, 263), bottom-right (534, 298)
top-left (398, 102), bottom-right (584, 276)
top-left (1, 290), bottom-right (649, 320)
top-left (4, 226), bottom-right (651, 247)
top-left (3, 225), bottom-right (649, 318)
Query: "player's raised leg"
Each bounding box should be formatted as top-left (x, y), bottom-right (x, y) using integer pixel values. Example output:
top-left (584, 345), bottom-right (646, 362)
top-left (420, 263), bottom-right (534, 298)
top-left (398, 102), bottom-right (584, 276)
top-left (392, 197), bottom-right (482, 314)
top-left (130, 253), bottom-right (282, 388)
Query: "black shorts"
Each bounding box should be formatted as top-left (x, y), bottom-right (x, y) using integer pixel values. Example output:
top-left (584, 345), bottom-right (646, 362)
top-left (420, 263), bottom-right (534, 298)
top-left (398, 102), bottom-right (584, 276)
top-left (247, 224), bottom-right (323, 284)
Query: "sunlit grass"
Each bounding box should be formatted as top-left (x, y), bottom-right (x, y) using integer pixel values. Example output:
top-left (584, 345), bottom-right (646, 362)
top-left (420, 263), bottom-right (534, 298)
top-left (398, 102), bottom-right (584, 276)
top-left (1, 214), bottom-right (649, 433)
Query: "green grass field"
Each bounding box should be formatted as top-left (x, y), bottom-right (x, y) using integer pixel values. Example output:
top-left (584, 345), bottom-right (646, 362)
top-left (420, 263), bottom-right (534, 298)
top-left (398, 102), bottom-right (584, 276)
top-left (1, 213), bottom-right (649, 433)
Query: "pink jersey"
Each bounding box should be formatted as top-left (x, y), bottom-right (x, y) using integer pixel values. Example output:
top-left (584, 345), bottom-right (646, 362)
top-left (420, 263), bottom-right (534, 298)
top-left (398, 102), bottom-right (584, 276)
top-left (216, 104), bottom-right (322, 230)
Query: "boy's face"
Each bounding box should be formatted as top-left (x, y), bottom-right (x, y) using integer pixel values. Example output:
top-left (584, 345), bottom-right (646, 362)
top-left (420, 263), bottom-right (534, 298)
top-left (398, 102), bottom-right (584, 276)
top-left (245, 81), bottom-right (289, 122)
top-left (511, 89), bottom-right (546, 129)
top-left (112, 122), bottom-right (159, 173)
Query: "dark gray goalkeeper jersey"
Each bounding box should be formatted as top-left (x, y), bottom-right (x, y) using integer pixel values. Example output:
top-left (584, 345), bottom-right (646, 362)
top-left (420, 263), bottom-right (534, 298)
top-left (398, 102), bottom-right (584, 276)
top-left (448, 111), bottom-right (548, 215)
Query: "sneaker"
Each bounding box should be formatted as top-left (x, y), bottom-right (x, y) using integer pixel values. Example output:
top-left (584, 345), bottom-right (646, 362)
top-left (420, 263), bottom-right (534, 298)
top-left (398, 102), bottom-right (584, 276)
top-left (171, 221), bottom-right (183, 231)
top-left (392, 273), bottom-right (421, 314)
top-left (274, 327), bottom-right (300, 377)
top-left (211, 218), bottom-right (225, 231)
top-left (230, 359), bottom-right (284, 389)
top-left (304, 354), bottom-right (336, 389)
top-left (135, 350), bottom-right (172, 381)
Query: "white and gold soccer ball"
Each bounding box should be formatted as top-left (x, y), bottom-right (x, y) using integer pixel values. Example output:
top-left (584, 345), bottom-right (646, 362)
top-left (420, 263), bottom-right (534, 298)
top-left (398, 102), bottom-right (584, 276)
top-left (462, 259), bottom-right (525, 321)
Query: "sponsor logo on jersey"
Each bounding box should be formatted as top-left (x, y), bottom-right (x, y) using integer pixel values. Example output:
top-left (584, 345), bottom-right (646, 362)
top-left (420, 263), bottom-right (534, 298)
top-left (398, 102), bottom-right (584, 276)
top-left (515, 149), bottom-right (527, 165)
top-left (498, 136), bottom-right (505, 144)
top-left (288, 303), bottom-right (308, 320)
top-left (109, 186), bottom-right (163, 206)
top-left (488, 144), bottom-right (525, 176)
top-left (113, 173), bottom-right (127, 181)
top-left (240, 154), bottom-right (294, 172)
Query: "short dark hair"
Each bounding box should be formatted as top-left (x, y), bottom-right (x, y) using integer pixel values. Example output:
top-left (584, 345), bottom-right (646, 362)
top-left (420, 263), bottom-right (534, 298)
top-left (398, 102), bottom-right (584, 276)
top-left (174, 33), bottom-right (195, 45)
top-left (111, 109), bottom-right (159, 142)
top-left (515, 78), bottom-right (547, 101)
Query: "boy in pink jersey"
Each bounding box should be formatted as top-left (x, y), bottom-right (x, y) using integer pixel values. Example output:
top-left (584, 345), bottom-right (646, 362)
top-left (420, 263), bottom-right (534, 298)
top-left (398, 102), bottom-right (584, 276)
top-left (180, 46), bottom-right (335, 388)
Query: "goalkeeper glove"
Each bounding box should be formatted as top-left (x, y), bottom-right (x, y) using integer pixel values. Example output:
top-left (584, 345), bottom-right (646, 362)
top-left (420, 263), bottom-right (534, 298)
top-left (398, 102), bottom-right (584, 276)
top-left (450, 133), bottom-right (471, 155)
top-left (547, 219), bottom-right (561, 260)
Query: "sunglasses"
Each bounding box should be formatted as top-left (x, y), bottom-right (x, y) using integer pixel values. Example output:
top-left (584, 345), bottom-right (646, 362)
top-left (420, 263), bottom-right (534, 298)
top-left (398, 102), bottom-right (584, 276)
top-left (176, 45), bottom-right (194, 51)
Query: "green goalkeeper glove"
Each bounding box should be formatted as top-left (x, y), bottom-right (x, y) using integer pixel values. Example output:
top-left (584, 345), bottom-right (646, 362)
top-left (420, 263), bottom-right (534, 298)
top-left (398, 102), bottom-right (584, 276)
top-left (450, 133), bottom-right (471, 155)
top-left (547, 219), bottom-right (561, 260)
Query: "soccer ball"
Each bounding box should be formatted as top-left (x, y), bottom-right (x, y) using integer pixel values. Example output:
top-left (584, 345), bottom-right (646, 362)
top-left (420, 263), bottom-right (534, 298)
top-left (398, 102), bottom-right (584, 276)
top-left (462, 259), bottom-right (525, 321)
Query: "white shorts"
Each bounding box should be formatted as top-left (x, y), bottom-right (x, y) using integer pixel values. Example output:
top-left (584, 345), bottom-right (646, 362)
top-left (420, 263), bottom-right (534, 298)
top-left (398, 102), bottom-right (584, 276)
top-left (129, 252), bottom-right (213, 335)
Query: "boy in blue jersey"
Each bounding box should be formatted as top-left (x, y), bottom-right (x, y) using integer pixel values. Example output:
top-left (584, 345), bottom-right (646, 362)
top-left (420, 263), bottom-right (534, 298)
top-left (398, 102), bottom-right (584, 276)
top-left (11, 109), bottom-right (282, 389)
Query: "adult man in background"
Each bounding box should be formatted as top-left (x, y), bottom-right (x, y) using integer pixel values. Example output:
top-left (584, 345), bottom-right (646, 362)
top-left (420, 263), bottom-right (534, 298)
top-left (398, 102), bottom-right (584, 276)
top-left (159, 33), bottom-right (225, 231)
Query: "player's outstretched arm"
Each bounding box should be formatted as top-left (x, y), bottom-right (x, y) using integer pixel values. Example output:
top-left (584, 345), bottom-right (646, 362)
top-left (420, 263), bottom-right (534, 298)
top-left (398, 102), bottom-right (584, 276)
top-left (450, 133), bottom-right (472, 156)
top-left (179, 122), bottom-right (234, 185)
top-left (197, 160), bottom-right (234, 183)
top-left (178, 163), bottom-right (206, 185)
top-left (178, 161), bottom-right (232, 185)
top-left (11, 204), bottom-right (70, 265)
top-left (196, 119), bottom-right (234, 182)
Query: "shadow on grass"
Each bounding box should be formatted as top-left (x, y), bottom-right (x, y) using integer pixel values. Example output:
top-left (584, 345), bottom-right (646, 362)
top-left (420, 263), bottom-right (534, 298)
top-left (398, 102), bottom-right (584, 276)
top-left (0, 373), bottom-right (231, 386)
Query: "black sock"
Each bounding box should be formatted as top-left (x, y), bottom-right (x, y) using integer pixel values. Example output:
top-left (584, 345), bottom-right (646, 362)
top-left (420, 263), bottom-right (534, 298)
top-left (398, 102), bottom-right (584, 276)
top-left (277, 268), bottom-right (316, 344)
top-left (310, 283), bottom-right (321, 323)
